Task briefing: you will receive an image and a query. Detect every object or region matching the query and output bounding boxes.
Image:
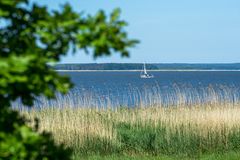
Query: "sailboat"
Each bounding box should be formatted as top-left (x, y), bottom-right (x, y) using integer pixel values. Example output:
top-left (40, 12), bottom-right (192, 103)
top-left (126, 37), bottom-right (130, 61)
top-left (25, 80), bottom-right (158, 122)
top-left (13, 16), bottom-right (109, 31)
top-left (140, 63), bottom-right (154, 78)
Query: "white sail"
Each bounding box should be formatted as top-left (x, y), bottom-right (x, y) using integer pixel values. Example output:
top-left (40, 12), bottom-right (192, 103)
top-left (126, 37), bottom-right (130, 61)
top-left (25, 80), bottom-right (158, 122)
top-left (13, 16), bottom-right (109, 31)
top-left (140, 63), bottom-right (154, 78)
top-left (143, 63), bottom-right (147, 74)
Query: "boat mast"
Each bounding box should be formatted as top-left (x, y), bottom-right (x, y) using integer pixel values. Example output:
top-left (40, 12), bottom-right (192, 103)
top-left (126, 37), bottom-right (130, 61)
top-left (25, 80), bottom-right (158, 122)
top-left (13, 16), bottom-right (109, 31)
top-left (143, 62), bottom-right (147, 74)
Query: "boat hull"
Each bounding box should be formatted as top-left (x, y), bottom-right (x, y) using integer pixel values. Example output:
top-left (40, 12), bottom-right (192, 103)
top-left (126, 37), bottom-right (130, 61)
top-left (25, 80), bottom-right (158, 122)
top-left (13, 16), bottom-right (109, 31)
top-left (140, 74), bottom-right (154, 78)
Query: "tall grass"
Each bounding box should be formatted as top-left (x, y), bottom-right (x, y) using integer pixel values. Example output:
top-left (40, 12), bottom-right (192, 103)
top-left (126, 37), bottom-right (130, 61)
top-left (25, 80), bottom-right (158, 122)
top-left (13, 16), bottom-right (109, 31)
top-left (20, 86), bottom-right (240, 157)
top-left (13, 84), bottom-right (240, 109)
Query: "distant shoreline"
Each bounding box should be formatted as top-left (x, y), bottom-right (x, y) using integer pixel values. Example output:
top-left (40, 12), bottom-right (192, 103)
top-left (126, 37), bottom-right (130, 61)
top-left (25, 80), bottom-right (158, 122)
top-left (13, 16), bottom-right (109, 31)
top-left (52, 63), bottom-right (240, 71)
top-left (56, 69), bottom-right (240, 72)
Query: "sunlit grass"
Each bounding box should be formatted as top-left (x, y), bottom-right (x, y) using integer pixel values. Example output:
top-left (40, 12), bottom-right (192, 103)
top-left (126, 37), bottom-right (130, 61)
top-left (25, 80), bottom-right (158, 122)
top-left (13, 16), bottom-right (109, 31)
top-left (21, 104), bottom-right (240, 157)
top-left (19, 86), bottom-right (240, 158)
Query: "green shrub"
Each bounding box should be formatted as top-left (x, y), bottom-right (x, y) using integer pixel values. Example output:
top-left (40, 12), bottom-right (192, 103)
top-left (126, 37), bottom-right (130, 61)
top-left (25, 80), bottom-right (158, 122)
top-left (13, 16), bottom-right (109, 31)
top-left (0, 108), bottom-right (72, 160)
top-left (0, 0), bottom-right (136, 159)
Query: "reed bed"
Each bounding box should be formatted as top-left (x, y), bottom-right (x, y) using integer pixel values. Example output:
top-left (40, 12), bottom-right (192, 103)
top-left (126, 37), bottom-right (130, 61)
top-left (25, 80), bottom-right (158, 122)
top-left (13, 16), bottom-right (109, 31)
top-left (13, 84), bottom-right (240, 109)
top-left (19, 86), bottom-right (240, 157)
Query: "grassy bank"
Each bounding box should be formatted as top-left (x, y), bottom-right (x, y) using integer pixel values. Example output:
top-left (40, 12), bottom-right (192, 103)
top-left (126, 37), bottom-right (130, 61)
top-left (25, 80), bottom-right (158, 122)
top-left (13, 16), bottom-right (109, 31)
top-left (81, 151), bottom-right (240, 160)
top-left (21, 103), bottom-right (240, 159)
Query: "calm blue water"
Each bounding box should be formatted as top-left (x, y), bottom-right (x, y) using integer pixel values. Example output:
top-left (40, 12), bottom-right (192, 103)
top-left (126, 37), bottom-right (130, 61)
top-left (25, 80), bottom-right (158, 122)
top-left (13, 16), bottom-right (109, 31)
top-left (65, 71), bottom-right (240, 90)
top-left (14, 71), bottom-right (240, 109)
top-left (54, 71), bottom-right (240, 108)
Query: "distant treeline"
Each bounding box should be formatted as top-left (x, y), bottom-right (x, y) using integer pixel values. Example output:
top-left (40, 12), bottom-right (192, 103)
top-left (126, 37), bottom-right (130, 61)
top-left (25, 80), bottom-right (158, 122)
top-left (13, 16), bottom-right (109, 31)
top-left (51, 63), bottom-right (240, 70)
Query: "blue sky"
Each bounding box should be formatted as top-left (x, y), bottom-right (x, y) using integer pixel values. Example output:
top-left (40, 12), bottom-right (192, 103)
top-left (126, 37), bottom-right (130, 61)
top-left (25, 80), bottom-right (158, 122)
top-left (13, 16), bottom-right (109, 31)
top-left (32, 0), bottom-right (240, 63)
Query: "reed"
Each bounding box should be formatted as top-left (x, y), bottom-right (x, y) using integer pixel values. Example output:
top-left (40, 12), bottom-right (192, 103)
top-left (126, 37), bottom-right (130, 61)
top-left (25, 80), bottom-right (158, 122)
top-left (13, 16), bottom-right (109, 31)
top-left (22, 105), bottom-right (240, 157)
top-left (19, 86), bottom-right (240, 158)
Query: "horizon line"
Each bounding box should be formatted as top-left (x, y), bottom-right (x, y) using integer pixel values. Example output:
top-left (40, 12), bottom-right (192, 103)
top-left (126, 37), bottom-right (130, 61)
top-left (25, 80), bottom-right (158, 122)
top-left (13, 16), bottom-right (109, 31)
top-left (55, 62), bottom-right (240, 64)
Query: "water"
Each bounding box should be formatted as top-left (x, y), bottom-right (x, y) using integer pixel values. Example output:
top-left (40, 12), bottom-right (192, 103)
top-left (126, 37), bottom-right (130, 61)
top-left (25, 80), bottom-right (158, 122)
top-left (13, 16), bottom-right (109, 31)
top-left (66, 71), bottom-right (240, 90)
top-left (59, 71), bottom-right (240, 107)
top-left (14, 71), bottom-right (240, 109)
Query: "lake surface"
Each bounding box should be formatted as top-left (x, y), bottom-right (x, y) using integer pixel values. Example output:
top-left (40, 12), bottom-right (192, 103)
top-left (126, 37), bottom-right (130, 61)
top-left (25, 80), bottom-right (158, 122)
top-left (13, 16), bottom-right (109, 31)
top-left (65, 71), bottom-right (240, 89)
top-left (13, 71), bottom-right (240, 109)
top-left (52, 71), bottom-right (240, 108)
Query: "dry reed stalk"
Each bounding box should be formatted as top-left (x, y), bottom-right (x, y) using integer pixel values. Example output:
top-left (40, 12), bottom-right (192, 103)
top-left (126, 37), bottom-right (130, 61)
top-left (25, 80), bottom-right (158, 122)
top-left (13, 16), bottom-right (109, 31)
top-left (21, 103), bottom-right (240, 149)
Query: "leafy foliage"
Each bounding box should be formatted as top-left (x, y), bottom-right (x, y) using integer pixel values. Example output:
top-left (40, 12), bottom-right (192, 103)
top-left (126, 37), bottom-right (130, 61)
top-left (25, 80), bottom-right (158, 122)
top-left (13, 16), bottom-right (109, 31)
top-left (0, 108), bottom-right (72, 160)
top-left (0, 0), bottom-right (137, 159)
top-left (0, 0), bottom-right (138, 107)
